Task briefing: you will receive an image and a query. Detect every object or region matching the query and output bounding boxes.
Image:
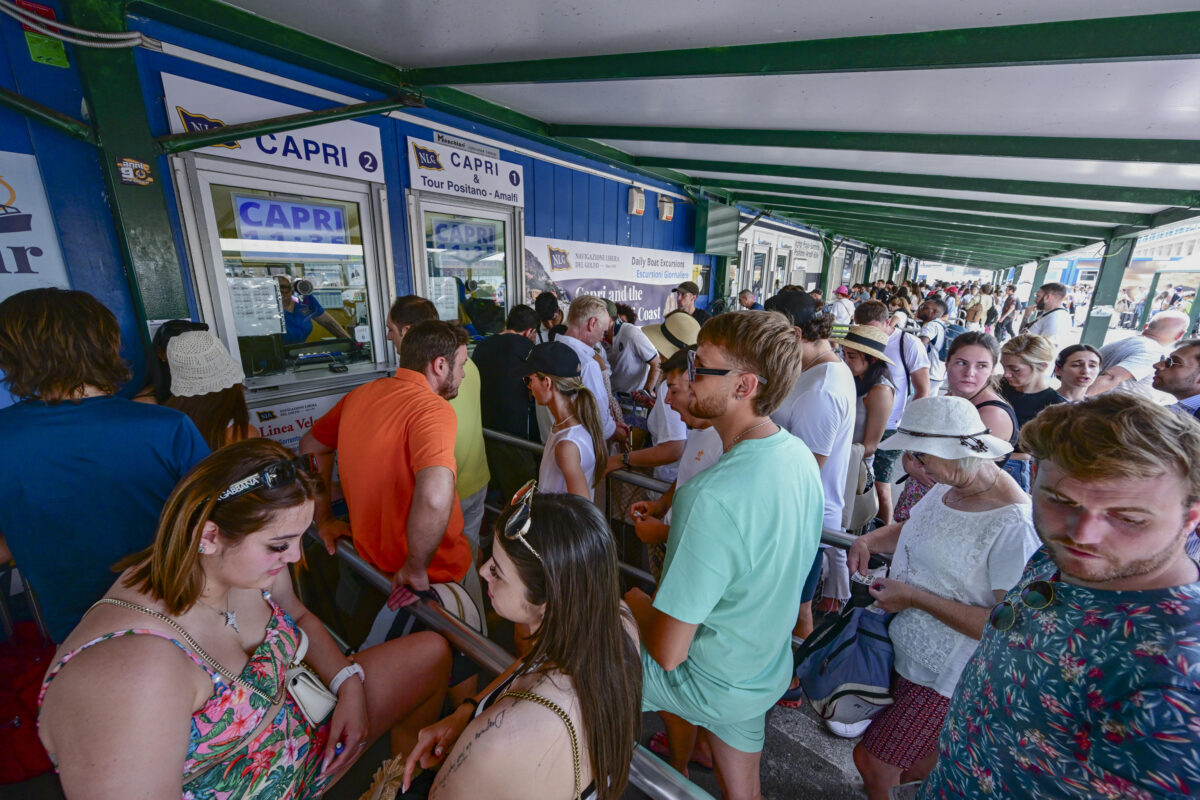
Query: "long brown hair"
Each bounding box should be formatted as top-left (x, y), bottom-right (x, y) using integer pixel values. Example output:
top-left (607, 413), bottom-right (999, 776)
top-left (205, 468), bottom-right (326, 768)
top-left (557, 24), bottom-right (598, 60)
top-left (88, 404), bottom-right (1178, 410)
top-left (548, 376), bottom-right (606, 487)
top-left (0, 288), bottom-right (131, 402)
top-left (118, 439), bottom-right (318, 614)
top-left (495, 494), bottom-right (642, 800)
top-left (167, 384), bottom-right (252, 450)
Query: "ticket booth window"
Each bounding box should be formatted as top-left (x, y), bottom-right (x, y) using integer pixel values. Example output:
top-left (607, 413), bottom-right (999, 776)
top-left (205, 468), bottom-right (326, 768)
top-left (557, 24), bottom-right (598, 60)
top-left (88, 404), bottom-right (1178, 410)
top-left (177, 156), bottom-right (392, 393)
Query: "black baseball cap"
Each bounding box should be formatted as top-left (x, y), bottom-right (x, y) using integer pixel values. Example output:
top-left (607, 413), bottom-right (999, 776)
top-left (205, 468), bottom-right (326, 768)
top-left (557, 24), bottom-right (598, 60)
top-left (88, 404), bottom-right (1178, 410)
top-left (764, 289), bottom-right (818, 327)
top-left (518, 341), bottom-right (581, 378)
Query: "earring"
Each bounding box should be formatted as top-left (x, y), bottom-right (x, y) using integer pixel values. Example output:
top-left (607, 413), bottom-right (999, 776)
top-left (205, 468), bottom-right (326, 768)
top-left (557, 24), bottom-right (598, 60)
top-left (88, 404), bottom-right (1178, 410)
top-left (198, 543), bottom-right (207, 554)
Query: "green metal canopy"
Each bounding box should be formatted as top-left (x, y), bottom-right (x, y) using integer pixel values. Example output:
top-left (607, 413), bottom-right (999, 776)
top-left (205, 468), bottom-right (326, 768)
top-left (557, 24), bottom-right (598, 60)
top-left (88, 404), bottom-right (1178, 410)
top-left (198, 0), bottom-right (1200, 274)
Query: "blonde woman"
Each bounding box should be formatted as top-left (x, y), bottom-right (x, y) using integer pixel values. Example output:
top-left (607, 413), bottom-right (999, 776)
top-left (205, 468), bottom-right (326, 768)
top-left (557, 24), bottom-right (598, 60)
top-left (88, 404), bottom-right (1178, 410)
top-left (999, 334), bottom-right (1064, 491)
top-left (519, 342), bottom-right (606, 500)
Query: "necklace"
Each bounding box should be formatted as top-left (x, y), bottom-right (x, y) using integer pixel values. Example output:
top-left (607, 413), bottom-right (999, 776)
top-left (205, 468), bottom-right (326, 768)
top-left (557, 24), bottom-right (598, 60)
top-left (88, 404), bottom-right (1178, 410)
top-left (552, 414), bottom-right (578, 431)
top-left (947, 470), bottom-right (998, 504)
top-left (730, 418), bottom-right (775, 448)
top-left (195, 596), bottom-right (241, 633)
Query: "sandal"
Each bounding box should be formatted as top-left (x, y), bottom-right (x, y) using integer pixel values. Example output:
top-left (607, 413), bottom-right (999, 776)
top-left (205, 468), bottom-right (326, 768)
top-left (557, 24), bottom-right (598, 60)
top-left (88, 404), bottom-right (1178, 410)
top-left (776, 678), bottom-right (805, 709)
top-left (648, 730), bottom-right (714, 770)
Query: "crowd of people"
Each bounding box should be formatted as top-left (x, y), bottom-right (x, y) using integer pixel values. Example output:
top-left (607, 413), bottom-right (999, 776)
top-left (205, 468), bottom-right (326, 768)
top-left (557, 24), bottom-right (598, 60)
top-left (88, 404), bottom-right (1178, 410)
top-left (1, 274), bottom-right (1199, 800)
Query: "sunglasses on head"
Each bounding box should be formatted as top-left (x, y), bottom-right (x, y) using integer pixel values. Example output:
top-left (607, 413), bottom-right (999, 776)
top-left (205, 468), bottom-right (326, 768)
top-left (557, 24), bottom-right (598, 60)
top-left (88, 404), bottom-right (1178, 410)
top-left (216, 455), bottom-right (314, 503)
top-left (503, 479), bottom-right (544, 564)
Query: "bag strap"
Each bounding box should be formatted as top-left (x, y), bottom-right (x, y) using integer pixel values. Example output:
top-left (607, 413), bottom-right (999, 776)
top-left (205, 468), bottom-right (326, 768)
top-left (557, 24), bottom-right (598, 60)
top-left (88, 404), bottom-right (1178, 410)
top-left (181, 694), bottom-right (284, 784)
top-left (497, 690), bottom-right (581, 800)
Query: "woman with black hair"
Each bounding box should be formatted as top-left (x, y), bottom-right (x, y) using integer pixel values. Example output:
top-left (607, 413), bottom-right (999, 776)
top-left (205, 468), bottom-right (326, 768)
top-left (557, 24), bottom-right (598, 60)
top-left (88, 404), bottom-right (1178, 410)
top-left (397, 488), bottom-right (642, 800)
top-left (837, 324), bottom-right (897, 474)
top-left (133, 319), bottom-right (210, 404)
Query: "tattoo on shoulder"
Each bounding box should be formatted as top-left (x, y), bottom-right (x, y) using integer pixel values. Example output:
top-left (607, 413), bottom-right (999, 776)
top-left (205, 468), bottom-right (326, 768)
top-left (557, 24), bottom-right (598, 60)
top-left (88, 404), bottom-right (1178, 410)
top-left (433, 708), bottom-right (507, 789)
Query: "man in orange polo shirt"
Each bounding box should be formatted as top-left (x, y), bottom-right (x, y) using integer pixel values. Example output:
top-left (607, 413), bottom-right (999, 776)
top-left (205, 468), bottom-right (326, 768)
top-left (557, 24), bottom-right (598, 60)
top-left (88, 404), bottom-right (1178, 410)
top-left (301, 319), bottom-right (473, 616)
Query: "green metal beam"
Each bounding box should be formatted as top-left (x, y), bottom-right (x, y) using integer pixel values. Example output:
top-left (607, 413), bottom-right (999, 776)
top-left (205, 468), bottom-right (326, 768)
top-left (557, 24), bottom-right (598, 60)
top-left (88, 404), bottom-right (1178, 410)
top-left (1111, 206), bottom-right (1200, 239)
top-left (637, 158), bottom-right (1200, 208)
top-left (401, 12), bottom-right (1200, 85)
top-left (733, 194), bottom-right (1105, 243)
top-left (0, 87), bottom-right (94, 143)
top-left (552, 125), bottom-right (1200, 164)
top-left (1080, 238), bottom-right (1137, 348)
top-left (157, 95), bottom-right (420, 154)
top-left (769, 210), bottom-right (1082, 252)
top-left (704, 178), bottom-right (1148, 227)
top-left (67, 0), bottom-right (188, 327)
top-left (795, 226), bottom-right (1043, 264)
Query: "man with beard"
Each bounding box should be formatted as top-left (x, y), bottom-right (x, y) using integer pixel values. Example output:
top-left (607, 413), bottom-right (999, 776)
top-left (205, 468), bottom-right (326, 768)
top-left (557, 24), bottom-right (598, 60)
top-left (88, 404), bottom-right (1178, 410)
top-left (916, 394), bottom-right (1200, 800)
top-left (301, 319), bottom-right (474, 608)
top-left (624, 311), bottom-right (822, 800)
top-left (916, 297), bottom-right (949, 395)
top-left (1023, 282), bottom-right (1071, 351)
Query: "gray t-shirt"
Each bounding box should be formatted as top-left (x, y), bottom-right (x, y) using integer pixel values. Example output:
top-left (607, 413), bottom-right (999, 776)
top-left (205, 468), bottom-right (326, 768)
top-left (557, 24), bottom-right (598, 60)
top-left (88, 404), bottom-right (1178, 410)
top-left (1098, 335), bottom-right (1171, 403)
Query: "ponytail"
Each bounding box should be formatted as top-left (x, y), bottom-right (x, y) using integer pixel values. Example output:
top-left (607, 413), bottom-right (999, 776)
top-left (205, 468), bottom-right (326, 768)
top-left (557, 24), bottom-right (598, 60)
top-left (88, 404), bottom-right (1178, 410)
top-left (550, 376), bottom-right (607, 488)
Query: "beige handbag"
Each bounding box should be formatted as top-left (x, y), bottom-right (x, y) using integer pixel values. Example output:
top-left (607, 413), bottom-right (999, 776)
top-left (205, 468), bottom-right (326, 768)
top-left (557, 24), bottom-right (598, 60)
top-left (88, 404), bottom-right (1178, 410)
top-left (286, 627), bottom-right (338, 726)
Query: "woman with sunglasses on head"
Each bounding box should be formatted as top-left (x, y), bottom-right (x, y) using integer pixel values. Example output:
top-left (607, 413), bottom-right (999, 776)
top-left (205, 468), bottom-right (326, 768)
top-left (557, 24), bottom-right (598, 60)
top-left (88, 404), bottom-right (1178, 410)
top-left (399, 488), bottom-right (642, 800)
top-left (1053, 343), bottom-right (1102, 402)
top-left (519, 341), bottom-right (607, 500)
top-left (845, 397), bottom-right (1039, 800)
top-left (37, 439), bottom-right (452, 800)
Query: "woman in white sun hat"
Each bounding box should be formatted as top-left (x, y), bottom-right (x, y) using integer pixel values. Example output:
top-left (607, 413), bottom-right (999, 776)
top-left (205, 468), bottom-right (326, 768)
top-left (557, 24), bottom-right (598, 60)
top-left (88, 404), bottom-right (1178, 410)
top-left (844, 396), bottom-right (1040, 800)
top-left (166, 330), bottom-right (259, 451)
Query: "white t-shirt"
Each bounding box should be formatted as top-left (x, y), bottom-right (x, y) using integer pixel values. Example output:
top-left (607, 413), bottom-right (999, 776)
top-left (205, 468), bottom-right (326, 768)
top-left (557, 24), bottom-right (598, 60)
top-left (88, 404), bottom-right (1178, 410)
top-left (884, 329), bottom-right (931, 429)
top-left (889, 484), bottom-right (1040, 697)
top-left (832, 297), bottom-right (855, 325)
top-left (646, 393), bottom-right (688, 483)
top-left (664, 426), bottom-right (723, 524)
top-left (538, 423), bottom-right (597, 499)
top-left (919, 320), bottom-right (947, 382)
top-left (1098, 335), bottom-right (1172, 404)
top-left (555, 333), bottom-right (615, 440)
top-left (770, 359), bottom-right (856, 532)
top-left (1027, 306), bottom-right (1072, 349)
top-left (609, 322), bottom-right (659, 394)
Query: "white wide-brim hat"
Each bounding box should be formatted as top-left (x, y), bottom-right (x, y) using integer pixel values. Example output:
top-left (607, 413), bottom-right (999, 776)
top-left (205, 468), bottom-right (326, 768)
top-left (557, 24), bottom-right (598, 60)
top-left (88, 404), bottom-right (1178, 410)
top-left (879, 396), bottom-right (1013, 460)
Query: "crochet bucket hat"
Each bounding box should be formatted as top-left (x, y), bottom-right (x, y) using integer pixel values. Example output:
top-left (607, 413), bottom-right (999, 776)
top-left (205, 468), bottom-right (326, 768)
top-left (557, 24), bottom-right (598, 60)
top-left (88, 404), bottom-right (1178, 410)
top-left (167, 330), bottom-right (245, 397)
top-left (878, 396), bottom-right (1012, 460)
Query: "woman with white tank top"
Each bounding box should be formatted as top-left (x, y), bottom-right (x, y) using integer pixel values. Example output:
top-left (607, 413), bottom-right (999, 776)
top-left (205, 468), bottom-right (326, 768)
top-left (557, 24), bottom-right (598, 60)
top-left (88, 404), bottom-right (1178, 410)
top-left (519, 342), bottom-right (606, 501)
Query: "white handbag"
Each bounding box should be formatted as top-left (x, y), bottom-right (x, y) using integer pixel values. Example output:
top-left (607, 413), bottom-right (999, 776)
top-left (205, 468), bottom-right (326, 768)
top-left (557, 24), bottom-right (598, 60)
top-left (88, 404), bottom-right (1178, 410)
top-left (286, 627), bottom-right (338, 726)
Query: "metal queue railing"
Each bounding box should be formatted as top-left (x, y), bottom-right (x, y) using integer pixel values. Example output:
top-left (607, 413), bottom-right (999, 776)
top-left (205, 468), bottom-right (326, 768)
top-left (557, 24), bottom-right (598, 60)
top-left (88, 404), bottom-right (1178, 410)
top-left (320, 534), bottom-right (715, 800)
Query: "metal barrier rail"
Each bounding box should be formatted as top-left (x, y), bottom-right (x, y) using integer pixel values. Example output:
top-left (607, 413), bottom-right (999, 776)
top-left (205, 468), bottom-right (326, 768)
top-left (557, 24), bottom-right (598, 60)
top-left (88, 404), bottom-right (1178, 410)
top-left (319, 533), bottom-right (714, 800)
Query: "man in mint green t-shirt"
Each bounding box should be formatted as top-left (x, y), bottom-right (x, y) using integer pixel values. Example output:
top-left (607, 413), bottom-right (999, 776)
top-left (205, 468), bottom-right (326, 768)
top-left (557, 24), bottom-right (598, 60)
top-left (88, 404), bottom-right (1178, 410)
top-left (626, 309), bottom-right (822, 800)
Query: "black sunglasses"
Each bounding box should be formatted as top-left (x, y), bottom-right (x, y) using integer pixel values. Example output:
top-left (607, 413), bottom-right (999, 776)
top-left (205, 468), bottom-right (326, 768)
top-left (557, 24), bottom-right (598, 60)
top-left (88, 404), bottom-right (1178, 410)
top-left (216, 455), bottom-right (314, 503)
top-left (988, 579), bottom-right (1056, 631)
top-left (503, 479), bottom-right (543, 564)
top-left (687, 348), bottom-right (768, 385)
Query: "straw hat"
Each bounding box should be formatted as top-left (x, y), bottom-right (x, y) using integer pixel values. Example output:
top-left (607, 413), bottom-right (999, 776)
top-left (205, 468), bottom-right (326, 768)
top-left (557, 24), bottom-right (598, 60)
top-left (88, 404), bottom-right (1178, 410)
top-left (879, 396), bottom-right (1012, 460)
top-left (167, 331), bottom-right (245, 397)
top-left (835, 324), bottom-right (894, 365)
top-left (643, 311), bottom-right (701, 358)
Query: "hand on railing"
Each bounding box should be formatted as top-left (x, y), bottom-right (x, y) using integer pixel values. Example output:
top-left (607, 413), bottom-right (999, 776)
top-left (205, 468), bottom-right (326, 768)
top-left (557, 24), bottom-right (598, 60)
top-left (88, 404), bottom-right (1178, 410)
top-left (388, 563), bottom-right (429, 609)
top-left (316, 518), bottom-right (351, 555)
top-left (846, 537), bottom-right (872, 578)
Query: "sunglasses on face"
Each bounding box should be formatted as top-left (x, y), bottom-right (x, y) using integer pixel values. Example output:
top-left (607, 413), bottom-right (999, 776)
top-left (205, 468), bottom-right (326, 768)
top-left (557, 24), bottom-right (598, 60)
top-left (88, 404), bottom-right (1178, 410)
top-left (216, 455), bottom-right (314, 503)
top-left (988, 579), bottom-right (1056, 631)
top-left (1158, 354), bottom-right (1188, 369)
top-left (686, 348), bottom-right (768, 386)
top-left (503, 479), bottom-right (544, 565)
top-left (523, 373), bottom-right (545, 388)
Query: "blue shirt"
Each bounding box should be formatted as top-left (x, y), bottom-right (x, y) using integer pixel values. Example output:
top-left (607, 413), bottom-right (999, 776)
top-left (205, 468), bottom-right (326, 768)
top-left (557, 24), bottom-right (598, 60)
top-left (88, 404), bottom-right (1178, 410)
top-left (920, 548), bottom-right (1200, 800)
top-left (0, 397), bottom-right (209, 641)
top-left (283, 294), bottom-right (325, 344)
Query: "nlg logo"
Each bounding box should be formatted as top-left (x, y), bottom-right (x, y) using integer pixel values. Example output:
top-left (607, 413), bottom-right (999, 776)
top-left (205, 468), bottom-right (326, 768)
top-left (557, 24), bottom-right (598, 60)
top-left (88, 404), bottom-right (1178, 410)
top-left (548, 246), bottom-right (571, 272)
top-left (412, 143), bottom-right (444, 171)
top-left (175, 106), bottom-right (240, 149)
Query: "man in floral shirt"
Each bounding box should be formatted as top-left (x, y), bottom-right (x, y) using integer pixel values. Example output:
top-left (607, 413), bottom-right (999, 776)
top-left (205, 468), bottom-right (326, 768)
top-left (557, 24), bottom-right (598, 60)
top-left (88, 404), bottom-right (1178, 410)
top-left (919, 394), bottom-right (1200, 800)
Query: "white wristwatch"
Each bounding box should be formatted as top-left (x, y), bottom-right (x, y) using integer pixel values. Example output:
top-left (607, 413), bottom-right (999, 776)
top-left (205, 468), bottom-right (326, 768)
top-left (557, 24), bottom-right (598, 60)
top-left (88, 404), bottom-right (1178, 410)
top-left (330, 662), bottom-right (365, 695)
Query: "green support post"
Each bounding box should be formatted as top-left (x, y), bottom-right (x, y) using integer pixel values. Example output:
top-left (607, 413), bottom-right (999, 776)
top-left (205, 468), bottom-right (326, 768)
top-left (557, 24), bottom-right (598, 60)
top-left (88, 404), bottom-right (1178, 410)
top-left (66, 0), bottom-right (189, 329)
top-left (711, 255), bottom-right (730, 307)
top-left (1028, 260), bottom-right (1051, 295)
top-left (818, 234), bottom-right (839, 300)
top-left (1079, 238), bottom-right (1136, 349)
top-left (1138, 272), bottom-right (1162, 330)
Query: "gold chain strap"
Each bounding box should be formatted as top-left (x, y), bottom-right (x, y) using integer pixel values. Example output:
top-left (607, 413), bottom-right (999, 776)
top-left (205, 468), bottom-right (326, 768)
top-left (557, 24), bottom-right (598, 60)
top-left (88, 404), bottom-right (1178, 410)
top-left (497, 689), bottom-right (581, 800)
top-left (89, 598), bottom-right (282, 705)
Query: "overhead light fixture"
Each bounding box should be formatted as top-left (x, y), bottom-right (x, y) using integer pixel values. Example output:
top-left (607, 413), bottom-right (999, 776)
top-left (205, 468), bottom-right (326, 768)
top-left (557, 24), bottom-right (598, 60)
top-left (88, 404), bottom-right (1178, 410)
top-left (628, 187), bottom-right (645, 216)
top-left (657, 195), bottom-right (674, 222)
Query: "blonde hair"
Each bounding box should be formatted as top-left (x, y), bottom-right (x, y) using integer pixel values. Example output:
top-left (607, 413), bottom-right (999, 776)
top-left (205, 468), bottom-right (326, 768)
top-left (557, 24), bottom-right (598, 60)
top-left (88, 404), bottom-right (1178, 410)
top-left (697, 310), bottom-right (803, 417)
top-left (566, 294), bottom-right (609, 328)
top-left (1001, 333), bottom-right (1055, 372)
top-left (1021, 394), bottom-right (1200, 504)
top-left (549, 375), bottom-right (607, 487)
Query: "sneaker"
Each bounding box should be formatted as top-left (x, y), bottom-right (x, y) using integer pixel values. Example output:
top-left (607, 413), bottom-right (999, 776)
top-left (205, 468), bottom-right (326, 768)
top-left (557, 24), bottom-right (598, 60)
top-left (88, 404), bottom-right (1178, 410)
top-left (825, 718), bottom-right (872, 739)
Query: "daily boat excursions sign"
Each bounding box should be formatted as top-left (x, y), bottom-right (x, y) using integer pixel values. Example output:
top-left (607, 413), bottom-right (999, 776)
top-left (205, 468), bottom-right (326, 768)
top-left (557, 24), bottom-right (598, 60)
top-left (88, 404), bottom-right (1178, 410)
top-left (524, 236), bottom-right (693, 323)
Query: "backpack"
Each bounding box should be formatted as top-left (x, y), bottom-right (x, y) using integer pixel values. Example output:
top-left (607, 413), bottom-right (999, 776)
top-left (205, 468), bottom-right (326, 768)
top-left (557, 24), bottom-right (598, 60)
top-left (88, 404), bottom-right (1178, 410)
top-left (964, 302), bottom-right (984, 324)
top-left (793, 579), bottom-right (895, 724)
top-left (985, 306), bottom-right (999, 326)
top-left (938, 323), bottom-right (967, 362)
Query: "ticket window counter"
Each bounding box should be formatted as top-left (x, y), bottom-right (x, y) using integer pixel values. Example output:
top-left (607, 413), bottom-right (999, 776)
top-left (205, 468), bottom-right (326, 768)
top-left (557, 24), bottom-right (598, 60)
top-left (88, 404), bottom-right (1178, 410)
top-left (175, 156), bottom-right (395, 394)
top-left (406, 191), bottom-right (522, 337)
